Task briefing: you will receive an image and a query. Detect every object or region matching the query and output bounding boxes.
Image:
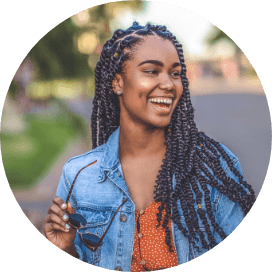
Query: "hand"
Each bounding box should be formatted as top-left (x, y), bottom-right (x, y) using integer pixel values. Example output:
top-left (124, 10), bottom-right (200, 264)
top-left (44, 197), bottom-right (77, 256)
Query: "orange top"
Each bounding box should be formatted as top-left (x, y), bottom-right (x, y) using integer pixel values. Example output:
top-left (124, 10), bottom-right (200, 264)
top-left (131, 202), bottom-right (178, 272)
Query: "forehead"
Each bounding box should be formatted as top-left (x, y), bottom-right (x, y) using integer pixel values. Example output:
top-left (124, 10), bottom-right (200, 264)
top-left (132, 35), bottom-right (180, 64)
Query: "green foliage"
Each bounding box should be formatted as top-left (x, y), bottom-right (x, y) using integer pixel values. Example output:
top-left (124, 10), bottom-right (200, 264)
top-left (1, 114), bottom-right (80, 189)
top-left (28, 18), bottom-right (92, 80)
top-left (26, 2), bottom-right (145, 82)
top-left (7, 80), bottom-right (19, 98)
top-left (207, 27), bottom-right (230, 45)
top-left (54, 98), bottom-right (91, 144)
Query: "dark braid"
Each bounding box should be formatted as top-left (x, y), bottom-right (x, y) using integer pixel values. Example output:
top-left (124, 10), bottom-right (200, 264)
top-left (91, 22), bottom-right (256, 252)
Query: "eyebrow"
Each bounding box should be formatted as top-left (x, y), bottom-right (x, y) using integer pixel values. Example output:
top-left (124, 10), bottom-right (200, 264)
top-left (137, 60), bottom-right (181, 68)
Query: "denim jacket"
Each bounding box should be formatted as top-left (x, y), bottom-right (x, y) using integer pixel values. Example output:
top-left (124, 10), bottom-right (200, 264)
top-left (56, 127), bottom-right (246, 271)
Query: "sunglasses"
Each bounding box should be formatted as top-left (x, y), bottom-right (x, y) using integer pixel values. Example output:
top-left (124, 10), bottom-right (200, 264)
top-left (65, 160), bottom-right (128, 252)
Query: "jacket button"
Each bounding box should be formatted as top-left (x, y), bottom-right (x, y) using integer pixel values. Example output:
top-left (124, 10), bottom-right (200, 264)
top-left (120, 214), bottom-right (127, 222)
top-left (115, 267), bottom-right (122, 271)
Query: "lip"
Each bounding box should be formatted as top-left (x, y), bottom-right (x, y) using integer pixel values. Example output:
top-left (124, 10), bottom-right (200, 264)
top-left (148, 96), bottom-right (174, 99)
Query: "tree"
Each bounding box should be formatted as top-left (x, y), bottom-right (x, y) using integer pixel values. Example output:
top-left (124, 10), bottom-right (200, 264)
top-left (28, 1), bottom-right (145, 81)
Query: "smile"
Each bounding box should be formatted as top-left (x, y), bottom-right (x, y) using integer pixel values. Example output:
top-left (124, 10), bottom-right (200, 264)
top-left (148, 97), bottom-right (173, 112)
top-left (148, 98), bottom-right (173, 105)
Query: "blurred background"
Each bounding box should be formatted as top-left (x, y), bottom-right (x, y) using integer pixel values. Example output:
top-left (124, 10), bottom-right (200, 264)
top-left (1, 1), bottom-right (270, 234)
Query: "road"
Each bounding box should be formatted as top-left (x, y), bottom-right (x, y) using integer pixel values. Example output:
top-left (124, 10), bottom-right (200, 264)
top-left (192, 93), bottom-right (271, 196)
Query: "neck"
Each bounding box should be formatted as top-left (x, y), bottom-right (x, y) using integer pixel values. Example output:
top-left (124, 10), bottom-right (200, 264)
top-left (119, 118), bottom-right (167, 159)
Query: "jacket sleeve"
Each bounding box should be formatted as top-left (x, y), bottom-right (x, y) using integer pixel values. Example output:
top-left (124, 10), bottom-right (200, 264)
top-left (213, 159), bottom-right (247, 243)
top-left (56, 165), bottom-right (85, 261)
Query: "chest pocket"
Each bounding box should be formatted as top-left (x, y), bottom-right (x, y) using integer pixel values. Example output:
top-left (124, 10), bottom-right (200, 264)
top-left (76, 206), bottom-right (113, 265)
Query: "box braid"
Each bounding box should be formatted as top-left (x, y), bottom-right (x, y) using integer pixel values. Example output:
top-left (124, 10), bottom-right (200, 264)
top-left (91, 22), bottom-right (256, 252)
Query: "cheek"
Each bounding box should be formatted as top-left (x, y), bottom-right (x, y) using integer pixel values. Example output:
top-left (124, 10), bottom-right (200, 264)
top-left (173, 85), bottom-right (183, 109)
top-left (130, 99), bottom-right (142, 107)
top-left (139, 79), bottom-right (151, 88)
top-left (124, 91), bottom-right (144, 108)
top-left (177, 84), bottom-right (184, 99)
top-left (138, 79), bottom-right (155, 102)
top-left (127, 80), bottom-right (151, 101)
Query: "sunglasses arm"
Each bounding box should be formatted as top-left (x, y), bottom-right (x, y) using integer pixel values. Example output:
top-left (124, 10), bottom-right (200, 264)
top-left (95, 199), bottom-right (128, 249)
top-left (65, 160), bottom-right (98, 204)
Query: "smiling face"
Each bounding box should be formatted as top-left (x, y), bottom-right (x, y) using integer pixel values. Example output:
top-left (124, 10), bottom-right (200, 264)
top-left (113, 35), bottom-right (183, 130)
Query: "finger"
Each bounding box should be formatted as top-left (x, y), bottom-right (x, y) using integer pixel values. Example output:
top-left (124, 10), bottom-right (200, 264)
top-left (48, 203), bottom-right (69, 221)
top-left (67, 202), bottom-right (75, 214)
top-left (53, 196), bottom-right (67, 210)
top-left (44, 221), bottom-right (70, 234)
top-left (45, 213), bottom-right (71, 232)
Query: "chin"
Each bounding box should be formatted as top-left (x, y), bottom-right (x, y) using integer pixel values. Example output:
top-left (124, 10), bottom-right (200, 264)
top-left (148, 118), bottom-right (171, 129)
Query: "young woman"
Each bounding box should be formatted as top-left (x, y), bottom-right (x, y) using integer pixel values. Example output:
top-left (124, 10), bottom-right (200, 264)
top-left (44, 22), bottom-right (256, 271)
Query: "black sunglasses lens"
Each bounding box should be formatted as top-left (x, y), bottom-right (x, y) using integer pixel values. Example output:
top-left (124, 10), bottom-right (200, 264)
top-left (82, 233), bottom-right (103, 248)
top-left (68, 213), bottom-right (87, 228)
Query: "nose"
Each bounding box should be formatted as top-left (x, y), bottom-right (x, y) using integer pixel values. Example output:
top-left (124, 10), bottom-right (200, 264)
top-left (158, 74), bottom-right (174, 91)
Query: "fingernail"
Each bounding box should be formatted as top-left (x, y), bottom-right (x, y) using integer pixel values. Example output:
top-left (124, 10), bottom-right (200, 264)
top-left (61, 203), bottom-right (67, 209)
top-left (63, 214), bottom-right (68, 220)
top-left (65, 224), bottom-right (70, 230)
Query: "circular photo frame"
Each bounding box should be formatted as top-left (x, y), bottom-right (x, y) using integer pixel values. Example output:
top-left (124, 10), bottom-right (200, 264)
top-left (1, 0), bottom-right (271, 271)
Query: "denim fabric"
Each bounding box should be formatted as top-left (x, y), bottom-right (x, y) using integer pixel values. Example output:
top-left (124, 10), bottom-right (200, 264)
top-left (56, 127), bottom-right (246, 270)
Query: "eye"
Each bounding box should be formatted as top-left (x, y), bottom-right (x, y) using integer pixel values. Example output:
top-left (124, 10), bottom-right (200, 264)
top-left (171, 71), bottom-right (181, 77)
top-left (144, 70), bottom-right (158, 75)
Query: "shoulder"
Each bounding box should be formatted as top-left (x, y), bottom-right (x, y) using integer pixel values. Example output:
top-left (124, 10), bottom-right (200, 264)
top-left (217, 142), bottom-right (239, 174)
top-left (218, 142), bottom-right (238, 161)
top-left (65, 144), bottom-right (106, 166)
top-left (62, 144), bottom-right (106, 184)
top-left (57, 143), bottom-right (109, 208)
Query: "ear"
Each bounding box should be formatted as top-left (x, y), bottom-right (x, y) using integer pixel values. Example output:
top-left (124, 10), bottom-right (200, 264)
top-left (112, 73), bottom-right (124, 94)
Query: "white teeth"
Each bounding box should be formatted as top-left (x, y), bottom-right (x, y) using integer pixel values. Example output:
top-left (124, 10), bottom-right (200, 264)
top-left (149, 98), bottom-right (173, 104)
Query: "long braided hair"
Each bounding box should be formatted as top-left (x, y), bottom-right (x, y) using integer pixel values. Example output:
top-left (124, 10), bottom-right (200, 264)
top-left (91, 22), bottom-right (256, 252)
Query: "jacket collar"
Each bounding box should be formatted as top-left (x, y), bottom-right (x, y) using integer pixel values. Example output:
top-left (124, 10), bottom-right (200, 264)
top-left (99, 127), bottom-right (120, 182)
top-left (97, 126), bottom-right (178, 193)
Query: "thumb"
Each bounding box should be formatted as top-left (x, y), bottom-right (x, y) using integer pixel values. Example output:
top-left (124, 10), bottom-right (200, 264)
top-left (67, 201), bottom-right (75, 213)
